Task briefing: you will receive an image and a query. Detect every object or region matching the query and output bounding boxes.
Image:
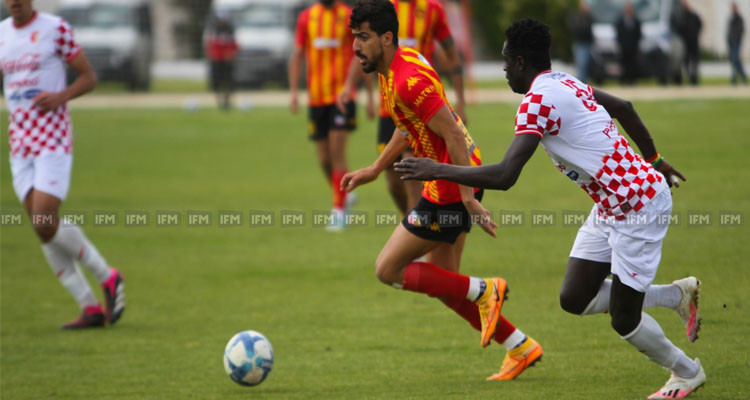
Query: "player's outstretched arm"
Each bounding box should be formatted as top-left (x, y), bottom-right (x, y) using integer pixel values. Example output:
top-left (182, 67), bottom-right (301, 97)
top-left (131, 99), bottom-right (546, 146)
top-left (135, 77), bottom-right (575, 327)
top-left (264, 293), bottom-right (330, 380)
top-left (395, 133), bottom-right (540, 191)
top-left (33, 51), bottom-right (96, 111)
top-left (593, 88), bottom-right (686, 187)
top-left (340, 126), bottom-right (408, 192)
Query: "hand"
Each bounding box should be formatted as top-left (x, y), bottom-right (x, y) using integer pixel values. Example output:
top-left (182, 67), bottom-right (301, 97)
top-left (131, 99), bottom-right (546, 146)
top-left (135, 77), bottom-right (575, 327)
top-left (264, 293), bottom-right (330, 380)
top-left (336, 86), bottom-right (352, 114)
top-left (464, 198), bottom-right (497, 238)
top-left (393, 158), bottom-right (441, 181)
top-left (289, 94), bottom-right (299, 114)
top-left (340, 166), bottom-right (379, 192)
top-left (33, 92), bottom-right (66, 111)
top-left (656, 160), bottom-right (686, 188)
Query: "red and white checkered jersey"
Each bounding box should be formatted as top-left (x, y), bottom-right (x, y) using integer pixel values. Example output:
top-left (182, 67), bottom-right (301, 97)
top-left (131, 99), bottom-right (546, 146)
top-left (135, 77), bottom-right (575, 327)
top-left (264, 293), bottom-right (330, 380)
top-left (514, 70), bottom-right (667, 219)
top-left (0, 12), bottom-right (81, 158)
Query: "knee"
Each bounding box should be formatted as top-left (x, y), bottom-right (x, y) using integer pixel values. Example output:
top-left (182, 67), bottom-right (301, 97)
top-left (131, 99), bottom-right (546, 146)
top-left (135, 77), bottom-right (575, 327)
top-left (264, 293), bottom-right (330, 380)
top-left (559, 286), bottom-right (588, 315)
top-left (31, 223), bottom-right (57, 243)
top-left (609, 306), bottom-right (641, 336)
top-left (374, 259), bottom-right (397, 286)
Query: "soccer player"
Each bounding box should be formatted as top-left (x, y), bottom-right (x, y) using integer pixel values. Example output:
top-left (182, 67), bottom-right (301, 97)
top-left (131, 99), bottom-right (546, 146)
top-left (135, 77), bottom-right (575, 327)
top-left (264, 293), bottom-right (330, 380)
top-left (289, 0), bottom-right (370, 231)
top-left (1, 0), bottom-right (125, 329)
top-left (341, 0), bottom-right (542, 381)
top-left (339, 0), bottom-right (467, 217)
top-left (395, 19), bottom-right (705, 398)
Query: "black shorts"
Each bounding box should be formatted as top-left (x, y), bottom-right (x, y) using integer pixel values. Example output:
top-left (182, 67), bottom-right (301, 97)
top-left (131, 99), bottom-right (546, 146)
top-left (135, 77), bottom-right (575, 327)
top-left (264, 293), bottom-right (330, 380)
top-left (377, 116), bottom-right (397, 154)
top-left (308, 102), bottom-right (356, 141)
top-left (402, 189), bottom-right (484, 244)
top-left (210, 61), bottom-right (234, 91)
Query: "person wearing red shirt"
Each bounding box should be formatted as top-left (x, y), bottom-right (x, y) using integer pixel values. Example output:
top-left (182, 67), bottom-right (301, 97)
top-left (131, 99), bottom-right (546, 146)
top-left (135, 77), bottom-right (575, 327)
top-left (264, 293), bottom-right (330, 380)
top-left (340, 0), bottom-right (542, 381)
top-left (205, 14), bottom-right (238, 110)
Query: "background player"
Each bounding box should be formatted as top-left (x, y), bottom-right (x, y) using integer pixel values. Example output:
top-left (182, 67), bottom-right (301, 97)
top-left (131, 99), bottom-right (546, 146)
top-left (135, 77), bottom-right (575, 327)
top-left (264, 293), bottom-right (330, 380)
top-left (1, 0), bottom-right (125, 329)
top-left (395, 19), bottom-right (705, 398)
top-left (289, 0), bottom-right (372, 231)
top-left (339, 0), bottom-right (468, 217)
top-left (340, 0), bottom-right (542, 381)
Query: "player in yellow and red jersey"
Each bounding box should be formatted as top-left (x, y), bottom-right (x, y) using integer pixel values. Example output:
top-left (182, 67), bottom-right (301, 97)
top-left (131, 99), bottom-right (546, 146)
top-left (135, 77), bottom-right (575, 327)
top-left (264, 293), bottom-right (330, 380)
top-left (289, 0), bottom-right (371, 231)
top-left (340, 0), bottom-right (542, 380)
top-left (340, 0), bottom-right (467, 217)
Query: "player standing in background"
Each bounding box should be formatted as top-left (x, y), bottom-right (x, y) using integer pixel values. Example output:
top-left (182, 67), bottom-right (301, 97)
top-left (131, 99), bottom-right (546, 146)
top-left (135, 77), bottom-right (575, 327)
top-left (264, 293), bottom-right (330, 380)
top-left (289, 0), bottom-right (372, 231)
top-left (395, 19), bottom-right (705, 398)
top-left (339, 0), bottom-right (467, 217)
top-left (341, 0), bottom-right (542, 381)
top-left (0, 0), bottom-right (125, 329)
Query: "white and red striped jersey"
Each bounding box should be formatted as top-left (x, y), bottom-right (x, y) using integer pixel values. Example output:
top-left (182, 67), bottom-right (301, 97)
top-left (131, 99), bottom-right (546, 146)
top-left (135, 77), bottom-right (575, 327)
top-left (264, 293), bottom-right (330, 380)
top-left (514, 70), bottom-right (667, 219)
top-left (0, 12), bottom-right (81, 158)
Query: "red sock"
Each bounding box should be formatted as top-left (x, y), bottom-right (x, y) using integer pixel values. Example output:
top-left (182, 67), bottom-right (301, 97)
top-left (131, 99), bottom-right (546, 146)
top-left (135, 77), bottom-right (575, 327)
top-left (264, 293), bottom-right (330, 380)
top-left (331, 170), bottom-right (347, 209)
top-left (442, 298), bottom-right (516, 344)
top-left (402, 262), bottom-right (469, 299)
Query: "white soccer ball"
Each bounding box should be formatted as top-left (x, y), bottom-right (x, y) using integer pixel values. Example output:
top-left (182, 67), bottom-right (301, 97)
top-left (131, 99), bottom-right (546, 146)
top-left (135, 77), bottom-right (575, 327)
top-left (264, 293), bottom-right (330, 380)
top-left (223, 330), bottom-right (274, 386)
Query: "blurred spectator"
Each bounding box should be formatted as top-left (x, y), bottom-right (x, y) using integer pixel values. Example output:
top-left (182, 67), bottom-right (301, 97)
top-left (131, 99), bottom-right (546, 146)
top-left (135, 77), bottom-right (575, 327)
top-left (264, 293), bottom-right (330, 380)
top-left (567, 0), bottom-right (593, 83)
top-left (615, 1), bottom-right (641, 85)
top-left (673, 0), bottom-right (702, 85)
top-left (205, 14), bottom-right (238, 111)
top-left (728, 2), bottom-right (748, 85)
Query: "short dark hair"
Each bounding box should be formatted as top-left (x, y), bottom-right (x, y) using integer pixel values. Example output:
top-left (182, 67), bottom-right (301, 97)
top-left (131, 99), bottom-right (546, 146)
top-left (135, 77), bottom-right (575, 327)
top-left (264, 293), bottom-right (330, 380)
top-left (350, 0), bottom-right (399, 46)
top-left (505, 19), bottom-right (551, 70)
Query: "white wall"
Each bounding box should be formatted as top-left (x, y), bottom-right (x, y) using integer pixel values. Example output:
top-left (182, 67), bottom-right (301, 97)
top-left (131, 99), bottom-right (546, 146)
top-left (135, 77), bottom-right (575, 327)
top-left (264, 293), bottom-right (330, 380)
top-left (686, 0), bottom-right (749, 58)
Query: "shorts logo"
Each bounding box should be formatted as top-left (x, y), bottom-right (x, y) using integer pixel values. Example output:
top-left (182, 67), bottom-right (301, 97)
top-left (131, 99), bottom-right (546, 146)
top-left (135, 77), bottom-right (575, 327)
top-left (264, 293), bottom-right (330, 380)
top-left (333, 115), bottom-right (346, 127)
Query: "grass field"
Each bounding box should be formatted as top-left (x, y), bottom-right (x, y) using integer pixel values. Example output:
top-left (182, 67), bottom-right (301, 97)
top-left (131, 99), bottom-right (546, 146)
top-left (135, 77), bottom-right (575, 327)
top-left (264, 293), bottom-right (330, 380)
top-left (1, 99), bottom-right (749, 399)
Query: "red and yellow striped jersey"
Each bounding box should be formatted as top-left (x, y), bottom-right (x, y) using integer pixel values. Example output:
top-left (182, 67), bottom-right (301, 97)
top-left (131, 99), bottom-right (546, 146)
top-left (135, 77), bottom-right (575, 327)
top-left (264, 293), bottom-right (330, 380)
top-left (379, 0), bottom-right (451, 117)
top-left (380, 47), bottom-right (481, 205)
top-left (294, 2), bottom-right (355, 107)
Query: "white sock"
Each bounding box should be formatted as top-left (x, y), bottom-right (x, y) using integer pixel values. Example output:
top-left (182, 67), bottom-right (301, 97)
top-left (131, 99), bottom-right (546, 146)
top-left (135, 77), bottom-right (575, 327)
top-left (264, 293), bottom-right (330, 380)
top-left (41, 243), bottom-right (98, 309)
top-left (622, 312), bottom-right (700, 378)
top-left (466, 277), bottom-right (484, 301)
top-left (581, 279), bottom-right (612, 315)
top-left (643, 284), bottom-right (683, 310)
top-left (581, 280), bottom-right (683, 315)
top-left (52, 223), bottom-right (110, 283)
top-left (503, 329), bottom-right (526, 351)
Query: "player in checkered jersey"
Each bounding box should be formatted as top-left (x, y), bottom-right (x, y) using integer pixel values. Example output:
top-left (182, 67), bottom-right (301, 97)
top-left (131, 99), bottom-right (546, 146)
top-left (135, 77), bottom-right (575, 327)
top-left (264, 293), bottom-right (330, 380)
top-left (396, 19), bottom-right (705, 398)
top-left (1, 0), bottom-right (125, 329)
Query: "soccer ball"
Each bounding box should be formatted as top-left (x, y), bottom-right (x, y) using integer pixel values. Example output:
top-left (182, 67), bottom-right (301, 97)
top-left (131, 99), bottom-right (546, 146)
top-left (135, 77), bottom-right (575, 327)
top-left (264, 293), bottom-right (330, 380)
top-left (223, 330), bottom-right (274, 386)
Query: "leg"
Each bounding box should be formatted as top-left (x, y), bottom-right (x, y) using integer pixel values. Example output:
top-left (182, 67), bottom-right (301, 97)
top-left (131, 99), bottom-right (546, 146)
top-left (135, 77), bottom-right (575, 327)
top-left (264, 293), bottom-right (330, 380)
top-left (314, 138), bottom-right (333, 185)
top-left (375, 224), bottom-right (439, 285)
top-left (328, 128), bottom-right (349, 210)
top-left (559, 257), bottom-right (611, 315)
top-left (613, 275), bottom-right (701, 382)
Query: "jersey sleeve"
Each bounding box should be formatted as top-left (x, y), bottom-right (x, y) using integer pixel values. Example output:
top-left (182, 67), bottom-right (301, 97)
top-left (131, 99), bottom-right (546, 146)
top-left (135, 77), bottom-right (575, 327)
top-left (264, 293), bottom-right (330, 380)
top-left (294, 10), bottom-right (308, 48)
top-left (397, 73), bottom-right (446, 124)
top-left (432, 2), bottom-right (451, 42)
top-left (55, 18), bottom-right (82, 63)
top-left (514, 93), bottom-right (561, 138)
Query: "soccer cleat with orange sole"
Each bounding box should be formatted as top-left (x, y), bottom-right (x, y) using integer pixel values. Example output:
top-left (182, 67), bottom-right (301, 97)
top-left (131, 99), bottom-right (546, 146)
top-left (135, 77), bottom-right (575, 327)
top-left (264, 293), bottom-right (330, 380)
top-left (486, 336), bottom-right (543, 380)
top-left (475, 278), bottom-right (508, 348)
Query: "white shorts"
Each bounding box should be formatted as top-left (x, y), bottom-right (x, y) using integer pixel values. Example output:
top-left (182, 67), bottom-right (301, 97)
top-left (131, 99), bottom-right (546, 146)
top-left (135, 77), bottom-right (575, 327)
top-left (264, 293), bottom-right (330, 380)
top-left (10, 153), bottom-right (73, 202)
top-left (569, 189), bottom-right (672, 292)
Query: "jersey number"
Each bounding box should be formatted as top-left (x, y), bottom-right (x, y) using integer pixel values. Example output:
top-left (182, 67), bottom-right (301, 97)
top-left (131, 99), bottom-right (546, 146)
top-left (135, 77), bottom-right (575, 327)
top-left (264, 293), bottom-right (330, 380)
top-left (561, 79), bottom-right (598, 112)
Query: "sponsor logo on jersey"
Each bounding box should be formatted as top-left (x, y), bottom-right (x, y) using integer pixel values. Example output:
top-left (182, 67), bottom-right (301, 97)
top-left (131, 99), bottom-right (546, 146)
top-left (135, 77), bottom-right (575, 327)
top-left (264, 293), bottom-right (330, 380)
top-left (566, 170), bottom-right (579, 181)
top-left (9, 91), bottom-right (22, 102)
top-left (406, 77), bottom-right (419, 91)
top-left (30, 31), bottom-right (39, 43)
top-left (23, 88), bottom-right (43, 100)
top-left (312, 38), bottom-right (341, 49)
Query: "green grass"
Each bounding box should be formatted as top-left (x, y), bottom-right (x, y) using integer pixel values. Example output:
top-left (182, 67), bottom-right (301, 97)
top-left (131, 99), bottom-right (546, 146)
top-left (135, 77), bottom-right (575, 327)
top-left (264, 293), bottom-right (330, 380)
top-left (2, 100), bottom-right (749, 399)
